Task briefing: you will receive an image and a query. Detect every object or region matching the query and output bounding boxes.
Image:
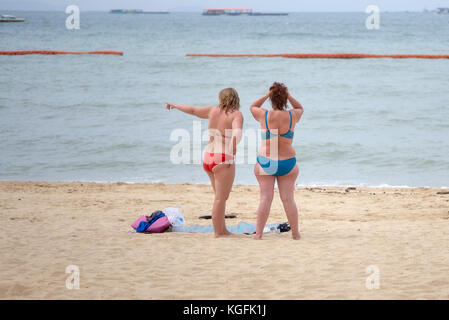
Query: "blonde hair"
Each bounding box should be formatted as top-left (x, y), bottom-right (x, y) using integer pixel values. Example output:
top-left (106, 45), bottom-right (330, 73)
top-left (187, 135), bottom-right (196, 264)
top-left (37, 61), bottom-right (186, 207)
top-left (218, 88), bottom-right (240, 113)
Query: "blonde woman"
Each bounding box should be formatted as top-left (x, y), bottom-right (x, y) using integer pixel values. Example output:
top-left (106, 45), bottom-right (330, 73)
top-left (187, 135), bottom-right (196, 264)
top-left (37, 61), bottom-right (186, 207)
top-left (250, 82), bottom-right (304, 240)
top-left (166, 88), bottom-right (243, 237)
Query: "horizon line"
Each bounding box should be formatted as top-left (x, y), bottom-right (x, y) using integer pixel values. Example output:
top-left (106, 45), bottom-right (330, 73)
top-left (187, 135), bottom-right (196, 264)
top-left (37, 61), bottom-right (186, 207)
top-left (0, 9), bottom-right (435, 13)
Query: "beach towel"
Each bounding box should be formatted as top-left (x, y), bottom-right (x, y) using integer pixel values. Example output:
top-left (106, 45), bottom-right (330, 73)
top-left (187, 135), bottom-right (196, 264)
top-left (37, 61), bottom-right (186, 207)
top-left (171, 222), bottom-right (290, 234)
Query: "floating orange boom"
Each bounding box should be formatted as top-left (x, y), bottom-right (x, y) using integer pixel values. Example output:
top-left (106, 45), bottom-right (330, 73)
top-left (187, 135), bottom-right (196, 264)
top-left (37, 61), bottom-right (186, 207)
top-left (0, 50), bottom-right (123, 56)
top-left (186, 53), bottom-right (449, 59)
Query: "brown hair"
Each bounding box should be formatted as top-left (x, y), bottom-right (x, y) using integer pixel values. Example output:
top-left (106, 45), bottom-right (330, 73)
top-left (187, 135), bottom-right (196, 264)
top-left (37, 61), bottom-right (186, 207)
top-left (269, 82), bottom-right (288, 110)
top-left (218, 88), bottom-right (240, 113)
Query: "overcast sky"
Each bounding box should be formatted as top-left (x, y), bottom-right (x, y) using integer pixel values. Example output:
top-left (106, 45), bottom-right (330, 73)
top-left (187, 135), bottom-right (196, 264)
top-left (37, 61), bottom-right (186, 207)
top-left (1, 0), bottom-right (447, 12)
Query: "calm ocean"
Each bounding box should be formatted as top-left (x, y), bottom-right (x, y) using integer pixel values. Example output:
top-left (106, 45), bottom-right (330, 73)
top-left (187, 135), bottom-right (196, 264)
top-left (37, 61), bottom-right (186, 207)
top-left (1, 11), bottom-right (448, 187)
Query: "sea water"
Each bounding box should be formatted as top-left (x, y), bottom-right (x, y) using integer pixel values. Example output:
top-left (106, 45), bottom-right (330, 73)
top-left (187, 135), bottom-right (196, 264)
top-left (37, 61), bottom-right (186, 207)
top-left (1, 12), bottom-right (448, 187)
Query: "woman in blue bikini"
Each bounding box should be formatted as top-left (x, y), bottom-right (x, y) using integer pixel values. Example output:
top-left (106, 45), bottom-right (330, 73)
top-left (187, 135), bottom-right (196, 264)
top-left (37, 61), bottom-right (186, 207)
top-left (250, 82), bottom-right (304, 240)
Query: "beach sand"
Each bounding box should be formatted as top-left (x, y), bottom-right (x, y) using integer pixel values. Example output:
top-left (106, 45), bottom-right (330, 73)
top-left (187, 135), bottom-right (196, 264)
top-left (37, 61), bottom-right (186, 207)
top-left (0, 181), bottom-right (448, 299)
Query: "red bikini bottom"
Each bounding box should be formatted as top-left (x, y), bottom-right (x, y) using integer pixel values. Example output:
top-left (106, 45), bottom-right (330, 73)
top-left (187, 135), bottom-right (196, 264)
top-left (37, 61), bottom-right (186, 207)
top-left (203, 152), bottom-right (234, 173)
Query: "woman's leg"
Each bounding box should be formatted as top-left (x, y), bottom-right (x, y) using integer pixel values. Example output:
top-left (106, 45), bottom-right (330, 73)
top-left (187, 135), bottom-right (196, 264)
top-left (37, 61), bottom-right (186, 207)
top-left (211, 163), bottom-right (235, 237)
top-left (254, 163), bottom-right (276, 240)
top-left (206, 171), bottom-right (216, 194)
top-left (277, 165), bottom-right (300, 240)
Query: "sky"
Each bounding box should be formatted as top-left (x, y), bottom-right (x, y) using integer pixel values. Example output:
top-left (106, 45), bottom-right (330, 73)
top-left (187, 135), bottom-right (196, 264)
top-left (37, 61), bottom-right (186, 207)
top-left (1, 0), bottom-right (447, 12)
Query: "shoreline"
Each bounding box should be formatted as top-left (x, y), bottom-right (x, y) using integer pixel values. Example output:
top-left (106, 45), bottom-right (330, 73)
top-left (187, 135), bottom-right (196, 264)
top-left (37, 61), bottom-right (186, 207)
top-left (1, 179), bottom-right (447, 189)
top-left (1, 181), bottom-right (449, 299)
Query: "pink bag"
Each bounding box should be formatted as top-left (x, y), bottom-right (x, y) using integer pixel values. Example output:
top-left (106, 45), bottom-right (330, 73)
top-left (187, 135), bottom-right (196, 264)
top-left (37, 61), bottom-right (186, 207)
top-left (130, 215), bottom-right (171, 233)
top-left (146, 216), bottom-right (171, 233)
top-left (131, 215), bottom-right (148, 230)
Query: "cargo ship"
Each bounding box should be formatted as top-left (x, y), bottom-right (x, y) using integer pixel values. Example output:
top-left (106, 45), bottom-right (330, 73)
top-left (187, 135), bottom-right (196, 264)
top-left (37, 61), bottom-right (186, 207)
top-left (109, 9), bottom-right (169, 14)
top-left (0, 15), bottom-right (26, 22)
top-left (434, 7), bottom-right (449, 14)
top-left (202, 8), bottom-right (288, 16)
top-left (251, 12), bottom-right (289, 16)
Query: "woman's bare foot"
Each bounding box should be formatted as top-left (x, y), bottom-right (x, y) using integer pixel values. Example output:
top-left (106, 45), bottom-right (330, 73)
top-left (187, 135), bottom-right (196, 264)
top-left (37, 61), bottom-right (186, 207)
top-left (253, 233), bottom-right (263, 240)
top-left (214, 230), bottom-right (234, 238)
top-left (292, 232), bottom-right (301, 240)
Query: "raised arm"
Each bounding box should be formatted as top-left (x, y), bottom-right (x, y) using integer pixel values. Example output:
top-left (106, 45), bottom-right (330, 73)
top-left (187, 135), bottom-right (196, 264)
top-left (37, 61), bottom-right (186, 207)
top-left (166, 102), bottom-right (213, 119)
top-left (250, 92), bottom-right (270, 121)
top-left (287, 93), bottom-right (304, 123)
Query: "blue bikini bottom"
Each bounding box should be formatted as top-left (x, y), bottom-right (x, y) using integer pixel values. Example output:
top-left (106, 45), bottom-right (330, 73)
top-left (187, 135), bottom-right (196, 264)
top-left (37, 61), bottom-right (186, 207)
top-left (257, 156), bottom-right (296, 176)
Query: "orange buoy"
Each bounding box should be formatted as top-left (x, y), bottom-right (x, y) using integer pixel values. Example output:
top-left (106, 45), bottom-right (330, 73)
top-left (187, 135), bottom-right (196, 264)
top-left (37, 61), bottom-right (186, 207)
top-left (0, 50), bottom-right (123, 56)
top-left (186, 53), bottom-right (449, 59)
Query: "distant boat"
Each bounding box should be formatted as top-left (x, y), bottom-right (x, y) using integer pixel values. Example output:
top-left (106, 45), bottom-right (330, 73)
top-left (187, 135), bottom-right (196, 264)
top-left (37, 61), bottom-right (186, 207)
top-left (251, 12), bottom-right (289, 16)
top-left (202, 8), bottom-right (252, 16)
top-left (434, 7), bottom-right (449, 14)
top-left (109, 9), bottom-right (169, 14)
top-left (202, 8), bottom-right (288, 16)
top-left (0, 15), bottom-right (26, 22)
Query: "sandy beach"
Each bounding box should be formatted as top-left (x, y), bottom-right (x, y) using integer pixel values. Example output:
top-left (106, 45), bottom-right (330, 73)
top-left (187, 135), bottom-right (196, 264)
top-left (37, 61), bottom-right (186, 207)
top-left (0, 181), bottom-right (448, 299)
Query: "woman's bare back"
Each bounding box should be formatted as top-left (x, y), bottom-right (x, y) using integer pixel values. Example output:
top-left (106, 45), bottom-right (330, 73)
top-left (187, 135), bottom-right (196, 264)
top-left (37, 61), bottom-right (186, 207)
top-left (206, 107), bottom-right (242, 155)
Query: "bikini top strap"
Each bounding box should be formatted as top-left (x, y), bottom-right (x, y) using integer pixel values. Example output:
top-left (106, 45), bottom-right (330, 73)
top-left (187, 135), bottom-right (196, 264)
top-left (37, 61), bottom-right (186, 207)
top-left (288, 110), bottom-right (292, 130)
top-left (265, 110), bottom-right (270, 133)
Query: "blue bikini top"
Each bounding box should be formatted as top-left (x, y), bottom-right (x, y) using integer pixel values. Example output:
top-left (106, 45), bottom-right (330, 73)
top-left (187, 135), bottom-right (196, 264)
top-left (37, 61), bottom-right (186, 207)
top-left (261, 110), bottom-right (294, 140)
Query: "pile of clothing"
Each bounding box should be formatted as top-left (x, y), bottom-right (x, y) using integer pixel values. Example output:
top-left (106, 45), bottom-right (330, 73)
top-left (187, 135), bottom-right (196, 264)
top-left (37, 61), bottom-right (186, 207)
top-left (130, 210), bottom-right (172, 233)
